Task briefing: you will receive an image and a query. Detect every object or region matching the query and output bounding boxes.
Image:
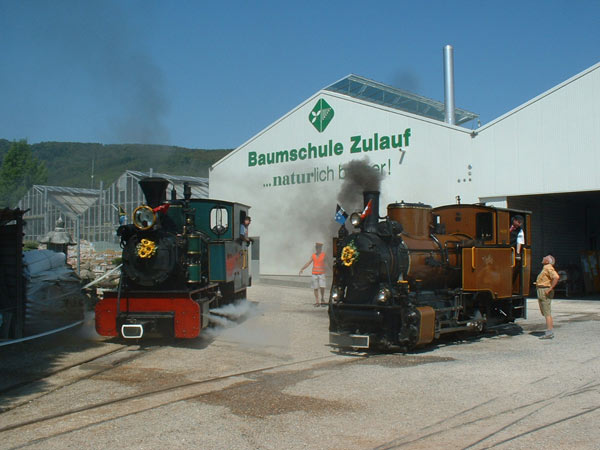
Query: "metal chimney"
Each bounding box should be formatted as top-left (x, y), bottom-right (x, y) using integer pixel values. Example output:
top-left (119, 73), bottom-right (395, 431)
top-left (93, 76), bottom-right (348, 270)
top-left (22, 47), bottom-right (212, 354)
top-left (443, 45), bottom-right (456, 125)
top-left (139, 177), bottom-right (169, 208)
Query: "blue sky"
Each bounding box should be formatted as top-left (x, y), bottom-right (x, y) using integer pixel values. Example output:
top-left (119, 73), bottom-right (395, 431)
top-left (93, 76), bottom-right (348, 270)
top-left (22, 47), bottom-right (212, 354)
top-left (1, 0), bottom-right (599, 149)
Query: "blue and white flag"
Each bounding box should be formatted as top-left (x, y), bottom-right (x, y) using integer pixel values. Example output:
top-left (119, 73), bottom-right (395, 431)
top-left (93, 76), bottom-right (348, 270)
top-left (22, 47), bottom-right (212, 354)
top-left (334, 204), bottom-right (348, 225)
top-left (118, 205), bottom-right (127, 225)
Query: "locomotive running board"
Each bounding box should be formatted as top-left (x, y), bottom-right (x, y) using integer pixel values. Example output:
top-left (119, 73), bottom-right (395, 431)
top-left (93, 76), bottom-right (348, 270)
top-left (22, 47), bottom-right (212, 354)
top-left (329, 332), bottom-right (370, 349)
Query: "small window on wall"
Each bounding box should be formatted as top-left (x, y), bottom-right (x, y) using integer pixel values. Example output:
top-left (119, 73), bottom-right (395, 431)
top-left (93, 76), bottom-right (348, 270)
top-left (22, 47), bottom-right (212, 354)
top-left (210, 206), bottom-right (229, 235)
top-left (476, 213), bottom-right (493, 241)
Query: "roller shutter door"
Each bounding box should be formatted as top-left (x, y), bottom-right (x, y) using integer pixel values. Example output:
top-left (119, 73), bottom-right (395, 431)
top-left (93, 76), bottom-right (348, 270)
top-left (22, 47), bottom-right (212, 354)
top-left (508, 194), bottom-right (587, 276)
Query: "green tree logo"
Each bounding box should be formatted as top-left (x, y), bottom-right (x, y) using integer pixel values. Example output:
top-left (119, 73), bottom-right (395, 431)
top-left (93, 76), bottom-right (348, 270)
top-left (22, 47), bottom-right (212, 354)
top-left (309, 99), bottom-right (334, 132)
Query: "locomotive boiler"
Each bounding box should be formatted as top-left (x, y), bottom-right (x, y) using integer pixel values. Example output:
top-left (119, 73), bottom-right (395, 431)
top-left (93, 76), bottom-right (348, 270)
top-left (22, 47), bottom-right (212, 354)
top-left (95, 177), bottom-right (251, 340)
top-left (329, 191), bottom-right (531, 351)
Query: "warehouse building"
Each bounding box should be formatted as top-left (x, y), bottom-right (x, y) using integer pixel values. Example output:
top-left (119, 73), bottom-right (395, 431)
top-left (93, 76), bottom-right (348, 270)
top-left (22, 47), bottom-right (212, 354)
top-left (210, 58), bottom-right (600, 288)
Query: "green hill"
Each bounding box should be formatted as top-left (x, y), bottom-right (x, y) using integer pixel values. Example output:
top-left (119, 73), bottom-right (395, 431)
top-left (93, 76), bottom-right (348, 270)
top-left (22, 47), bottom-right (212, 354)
top-left (0, 139), bottom-right (231, 189)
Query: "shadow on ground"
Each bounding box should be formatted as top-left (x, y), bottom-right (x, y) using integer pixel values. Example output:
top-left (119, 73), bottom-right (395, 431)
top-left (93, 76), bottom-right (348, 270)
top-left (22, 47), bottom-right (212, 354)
top-left (0, 323), bottom-right (115, 410)
top-left (330, 323), bottom-right (525, 357)
top-left (0, 302), bottom-right (258, 410)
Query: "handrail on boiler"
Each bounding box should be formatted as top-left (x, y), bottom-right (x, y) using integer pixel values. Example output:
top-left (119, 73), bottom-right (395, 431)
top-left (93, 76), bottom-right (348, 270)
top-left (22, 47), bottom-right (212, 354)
top-left (442, 239), bottom-right (462, 269)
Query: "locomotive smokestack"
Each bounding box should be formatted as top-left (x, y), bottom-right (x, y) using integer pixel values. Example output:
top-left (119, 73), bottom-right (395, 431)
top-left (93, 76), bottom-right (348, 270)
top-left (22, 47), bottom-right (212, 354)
top-left (139, 177), bottom-right (169, 208)
top-left (363, 191), bottom-right (380, 233)
top-left (443, 44), bottom-right (456, 125)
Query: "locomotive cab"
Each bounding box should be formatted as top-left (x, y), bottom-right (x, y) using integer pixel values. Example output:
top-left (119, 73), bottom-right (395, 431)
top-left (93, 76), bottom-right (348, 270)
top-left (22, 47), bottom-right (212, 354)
top-left (329, 191), bottom-right (531, 351)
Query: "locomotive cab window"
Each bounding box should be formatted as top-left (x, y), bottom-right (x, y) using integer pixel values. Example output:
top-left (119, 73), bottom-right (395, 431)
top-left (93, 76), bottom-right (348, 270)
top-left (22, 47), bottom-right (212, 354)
top-left (210, 206), bottom-right (229, 235)
top-left (432, 214), bottom-right (446, 234)
top-left (240, 211), bottom-right (251, 238)
top-left (476, 212), bottom-right (493, 241)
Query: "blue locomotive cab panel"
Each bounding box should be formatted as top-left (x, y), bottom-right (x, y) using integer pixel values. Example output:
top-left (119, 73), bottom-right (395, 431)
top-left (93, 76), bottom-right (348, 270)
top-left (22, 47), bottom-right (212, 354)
top-left (209, 241), bottom-right (249, 290)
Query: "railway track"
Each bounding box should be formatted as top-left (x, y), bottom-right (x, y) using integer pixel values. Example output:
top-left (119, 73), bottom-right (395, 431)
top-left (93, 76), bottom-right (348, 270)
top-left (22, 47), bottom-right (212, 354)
top-left (3, 289), bottom-right (598, 449)
top-left (373, 356), bottom-right (600, 449)
top-left (0, 343), bottom-right (150, 414)
top-left (0, 354), bottom-right (339, 447)
top-left (0, 301), bottom-right (260, 415)
top-left (0, 345), bottom-right (125, 396)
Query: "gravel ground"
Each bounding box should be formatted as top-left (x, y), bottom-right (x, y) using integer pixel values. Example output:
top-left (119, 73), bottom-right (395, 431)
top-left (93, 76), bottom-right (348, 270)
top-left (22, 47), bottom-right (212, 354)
top-left (1, 283), bottom-right (599, 449)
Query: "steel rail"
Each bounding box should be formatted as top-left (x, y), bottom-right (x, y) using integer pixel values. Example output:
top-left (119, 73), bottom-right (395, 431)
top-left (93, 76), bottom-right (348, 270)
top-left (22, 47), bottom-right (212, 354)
top-left (0, 354), bottom-right (339, 435)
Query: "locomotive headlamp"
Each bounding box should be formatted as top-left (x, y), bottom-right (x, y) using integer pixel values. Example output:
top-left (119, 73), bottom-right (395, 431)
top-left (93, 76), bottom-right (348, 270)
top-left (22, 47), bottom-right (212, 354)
top-left (350, 212), bottom-right (362, 227)
top-left (132, 205), bottom-right (157, 230)
top-left (376, 287), bottom-right (391, 303)
top-left (331, 286), bottom-right (343, 302)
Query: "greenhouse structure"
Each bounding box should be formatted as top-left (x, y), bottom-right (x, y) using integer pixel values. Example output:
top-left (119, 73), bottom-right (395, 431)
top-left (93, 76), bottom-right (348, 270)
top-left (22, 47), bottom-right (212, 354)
top-left (18, 170), bottom-right (209, 246)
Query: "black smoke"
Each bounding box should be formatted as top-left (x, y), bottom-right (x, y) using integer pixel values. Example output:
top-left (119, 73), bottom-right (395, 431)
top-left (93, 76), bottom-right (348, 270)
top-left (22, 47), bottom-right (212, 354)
top-left (337, 158), bottom-right (384, 213)
top-left (20, 0), bottom-right (170, 145)
top-left (390, 70), bottom-right (421, 93)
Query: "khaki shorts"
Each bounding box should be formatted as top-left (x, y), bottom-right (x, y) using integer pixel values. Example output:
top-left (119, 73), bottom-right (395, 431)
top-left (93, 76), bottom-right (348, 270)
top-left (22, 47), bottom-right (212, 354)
top-left (537, 287), bottom-right (554, 317)
top-left (312, 274), bottom-right (326, 289)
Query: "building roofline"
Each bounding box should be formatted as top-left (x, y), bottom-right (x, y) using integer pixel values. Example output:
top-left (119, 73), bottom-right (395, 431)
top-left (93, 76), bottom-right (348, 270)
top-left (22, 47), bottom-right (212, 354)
top-left (125, 170), bottom-right (208, 185)
top-left (32, 185), bottom-right (101, 195)
top-left (211, 79), bottom-right (475, 170)
top-left (477, 61), bottom-right (600, 132)
top-left (324, 74), bottom-right (478, 125)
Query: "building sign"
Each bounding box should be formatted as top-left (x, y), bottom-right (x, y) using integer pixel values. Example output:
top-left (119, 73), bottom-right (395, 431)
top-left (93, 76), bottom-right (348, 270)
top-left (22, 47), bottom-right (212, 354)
top-left (247, 98), bottom-right (413, 189)
top-left (248, 129), bottom-right (411, 167)
top-left (309, 98), bottom-right (334, 132)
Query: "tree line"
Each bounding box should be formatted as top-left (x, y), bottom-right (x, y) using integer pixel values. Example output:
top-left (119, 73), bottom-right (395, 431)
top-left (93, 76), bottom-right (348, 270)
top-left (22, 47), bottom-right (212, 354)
top-left (0, 140), bottom-right (47, 208)
top-left (0, 140), bottom-right (231, 208)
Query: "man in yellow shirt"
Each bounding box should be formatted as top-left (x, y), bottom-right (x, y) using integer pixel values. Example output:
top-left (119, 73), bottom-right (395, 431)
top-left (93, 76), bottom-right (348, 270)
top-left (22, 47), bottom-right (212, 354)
top-left (535, 255), bottom-right (560, 339)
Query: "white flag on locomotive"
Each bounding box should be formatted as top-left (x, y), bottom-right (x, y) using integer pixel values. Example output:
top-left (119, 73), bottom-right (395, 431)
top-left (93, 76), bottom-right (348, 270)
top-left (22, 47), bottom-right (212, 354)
top-left (334, 204), bottom-right (348, 225)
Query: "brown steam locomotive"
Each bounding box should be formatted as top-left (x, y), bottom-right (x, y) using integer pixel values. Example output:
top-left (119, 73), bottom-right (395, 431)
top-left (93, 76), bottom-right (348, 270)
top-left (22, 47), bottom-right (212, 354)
top-left (329, 191), bottom-right (531, 351)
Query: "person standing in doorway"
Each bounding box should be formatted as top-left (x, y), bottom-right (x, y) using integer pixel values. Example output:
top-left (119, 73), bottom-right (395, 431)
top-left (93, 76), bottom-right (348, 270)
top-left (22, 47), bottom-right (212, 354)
top-left (299, 242), bottom-right (327, 307)
top-left (510, 215), bottom-right (526, 290)
top-left (240, 216), bottom-right (252, 246)
top-left (536, 254), bottom-right (560, 339)
top-left (510, 215), bottom-right (525, 257)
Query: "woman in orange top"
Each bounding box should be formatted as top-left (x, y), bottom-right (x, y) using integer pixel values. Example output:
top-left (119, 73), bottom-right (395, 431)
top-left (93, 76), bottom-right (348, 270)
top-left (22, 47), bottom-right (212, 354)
top-left (299, 242), bottom-right (327, 307)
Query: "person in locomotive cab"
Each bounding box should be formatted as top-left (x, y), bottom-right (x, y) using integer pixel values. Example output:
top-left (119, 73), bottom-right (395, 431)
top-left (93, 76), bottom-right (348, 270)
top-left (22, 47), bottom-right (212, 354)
top-left (510, 215), bottom-right (525, 257)
top-left (299, 242), bottom-right (327, 307)
top-left (240, 216), bottom-right (252, 246)
top-left (536, 255), bottom-right (560, 340)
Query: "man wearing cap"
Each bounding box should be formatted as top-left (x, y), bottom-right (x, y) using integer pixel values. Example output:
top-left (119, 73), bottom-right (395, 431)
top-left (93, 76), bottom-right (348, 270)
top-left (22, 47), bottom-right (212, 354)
top-left (299, 242), bottom-right (327, 306)
top-left (535, 254), bottom-right (560, 339)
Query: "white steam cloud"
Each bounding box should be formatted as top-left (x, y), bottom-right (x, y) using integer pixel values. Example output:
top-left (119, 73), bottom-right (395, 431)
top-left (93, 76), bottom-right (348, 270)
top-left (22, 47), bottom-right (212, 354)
top-left (205, 300), bottom-right (290, 349)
